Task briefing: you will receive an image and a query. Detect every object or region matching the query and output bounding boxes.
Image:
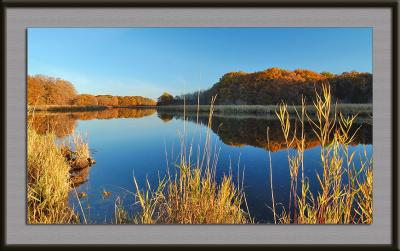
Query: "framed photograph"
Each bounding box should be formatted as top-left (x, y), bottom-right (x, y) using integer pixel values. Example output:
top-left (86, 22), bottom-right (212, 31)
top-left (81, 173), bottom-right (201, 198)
top-left (3, 0), bottom-right (399, 248)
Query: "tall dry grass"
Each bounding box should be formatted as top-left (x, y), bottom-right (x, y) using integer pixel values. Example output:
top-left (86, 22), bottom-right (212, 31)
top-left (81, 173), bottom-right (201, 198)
top-left (273, 83), bottom-right (373, 224)
top-left (27, 127), bottom-right (78, 224)
top-left (131, 167), bottom-right (248, 224)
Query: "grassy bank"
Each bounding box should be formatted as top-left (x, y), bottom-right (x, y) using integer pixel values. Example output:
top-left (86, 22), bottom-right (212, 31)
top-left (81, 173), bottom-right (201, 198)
top-left (29, 105), bottom-right (109, 112)
top-left (156, 103), bottom-right (372, 116)
top-left (27, 125), bottom-right (94, 224)
top-left (27, 127), bottom-right (77, 223)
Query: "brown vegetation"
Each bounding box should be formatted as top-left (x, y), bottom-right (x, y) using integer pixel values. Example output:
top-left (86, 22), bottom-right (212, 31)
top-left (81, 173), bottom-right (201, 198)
top-left (158, 68), bottom-right (372, 105)
top-left (117, 96), bottom-right (157, 106)
top-left (27, 127), bottom-right (78, 223)
top-left (272, 84), bottom-right (373, 224)
top-left (61, 134), bottom-right (95, 171)
top-left (96, 95), bottom-right (119, 106)
top-left (27, 113), bottom-right (95, 223)
top-left (28, 75), bottom-right (77, 105)
top-left (73, 94), bottom-right (99, 106)
top-left (28, 75), bottom-right (157, 107)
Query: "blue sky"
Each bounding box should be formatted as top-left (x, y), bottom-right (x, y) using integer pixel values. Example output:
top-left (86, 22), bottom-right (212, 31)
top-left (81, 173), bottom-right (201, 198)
top-left (28, 28), bottom-right (372, 99)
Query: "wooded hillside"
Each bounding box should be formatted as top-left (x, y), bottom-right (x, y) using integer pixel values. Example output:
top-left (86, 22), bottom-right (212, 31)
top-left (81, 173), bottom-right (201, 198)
top-left (158, 68), bottom-right (372, 105)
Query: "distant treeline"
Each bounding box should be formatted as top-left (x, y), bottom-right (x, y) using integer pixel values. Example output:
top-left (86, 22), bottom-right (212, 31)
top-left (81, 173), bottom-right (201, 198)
top-left (157, 68), bottom-right (372, 106)
top-left (28, 75), bottom-right (157, 107)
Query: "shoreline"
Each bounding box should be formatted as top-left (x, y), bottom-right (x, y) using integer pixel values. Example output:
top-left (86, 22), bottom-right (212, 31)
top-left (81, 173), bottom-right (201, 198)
top-left (29, 103), bottom-right (372, 115)
top-left (28, 105), bottom-right (157, 112)
top-left (155, 103), bottom-right (372, 115)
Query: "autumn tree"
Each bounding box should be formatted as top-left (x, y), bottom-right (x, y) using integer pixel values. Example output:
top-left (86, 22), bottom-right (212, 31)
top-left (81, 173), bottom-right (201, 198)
top-left (27, 75), bottom-right (77, 105)
top-left (73, 94), bottom-right (98, 106)
top-left (96, 95), bottom-right (119, 106)
top-left (157, 92), bottom-right (175, 106)
top-left (117, 96), bottom-right (156, 106)
top-left (45, 79), bottom-right (77, 105)
top-left (27, 76), bottom-right (46, 105)
top-left (117, 96), bottom-right (132, 106)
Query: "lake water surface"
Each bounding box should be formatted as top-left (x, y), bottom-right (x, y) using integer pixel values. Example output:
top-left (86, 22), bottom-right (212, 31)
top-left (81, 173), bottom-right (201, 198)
top-left (30, 108), bottom-right (372, 223)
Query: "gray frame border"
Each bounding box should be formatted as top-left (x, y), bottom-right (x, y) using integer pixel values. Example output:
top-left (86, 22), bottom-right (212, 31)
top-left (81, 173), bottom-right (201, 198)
top-left (5, 7), bottom-right (393, 245)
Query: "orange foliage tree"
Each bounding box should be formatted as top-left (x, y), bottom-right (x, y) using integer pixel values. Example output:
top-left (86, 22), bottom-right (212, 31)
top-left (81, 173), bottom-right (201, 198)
top-left (28, 75), bottom-right (77, 105)
top-left (117, 96), bottom-right (156, 106)
top-left (96, 95), bottom-right (119, 106)
top-left (72, 94), bottom-right (99, 106)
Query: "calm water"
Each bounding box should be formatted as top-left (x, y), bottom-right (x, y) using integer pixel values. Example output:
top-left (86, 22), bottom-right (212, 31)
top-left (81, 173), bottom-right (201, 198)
top-left (30, 108), bottom-right (372, 223)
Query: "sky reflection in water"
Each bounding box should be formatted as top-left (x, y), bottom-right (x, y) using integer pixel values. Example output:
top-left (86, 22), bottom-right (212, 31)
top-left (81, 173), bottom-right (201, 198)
top-left (31, 109), bottom-right (372, 224)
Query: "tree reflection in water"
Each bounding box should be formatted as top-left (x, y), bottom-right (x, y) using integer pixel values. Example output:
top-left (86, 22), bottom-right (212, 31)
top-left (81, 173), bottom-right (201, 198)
top-left (157, 111), bottom-right (372, 152)
top-left (28, 108), bottom-right (371, 187)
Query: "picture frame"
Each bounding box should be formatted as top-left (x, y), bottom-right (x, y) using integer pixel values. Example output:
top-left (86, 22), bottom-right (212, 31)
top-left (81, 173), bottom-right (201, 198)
top-left (2, 0), bottom-right (399, 249)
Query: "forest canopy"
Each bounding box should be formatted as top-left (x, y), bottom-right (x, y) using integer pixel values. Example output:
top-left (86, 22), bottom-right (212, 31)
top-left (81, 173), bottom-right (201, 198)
top-left (157, 68), bottom-right (372, 106)
top-left (27, 75), bottom-right (157, 107)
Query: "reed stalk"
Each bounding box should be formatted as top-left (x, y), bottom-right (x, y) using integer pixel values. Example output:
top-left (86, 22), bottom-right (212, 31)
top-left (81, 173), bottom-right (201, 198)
top-left (274, 83), bottom-right (372, 224)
